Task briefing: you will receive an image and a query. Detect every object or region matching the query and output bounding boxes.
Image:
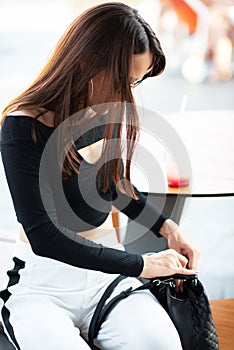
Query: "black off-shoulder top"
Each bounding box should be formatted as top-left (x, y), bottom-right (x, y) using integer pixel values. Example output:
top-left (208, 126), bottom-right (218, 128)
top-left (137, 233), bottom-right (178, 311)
top-left (0, 115), bottom-right (167, 277)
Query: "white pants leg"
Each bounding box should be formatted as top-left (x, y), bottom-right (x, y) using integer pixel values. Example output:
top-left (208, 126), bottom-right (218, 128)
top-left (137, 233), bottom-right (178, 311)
top-left (4, 295), bottom-right (90, 350)
top-left (1, 239), bottom-right (182, 350)
top-left (93, 278), bottom-right (183, 350)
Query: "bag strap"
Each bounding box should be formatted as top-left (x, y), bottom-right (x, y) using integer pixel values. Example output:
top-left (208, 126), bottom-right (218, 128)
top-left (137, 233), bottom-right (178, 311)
top-left (88, 276), bottom-right (158, 345)
top-left (88, 274), bottom-right (127, 346)
top-left (92, 281), bottom-right (154, 339)
top-left (88, 273), bottom-right (196, 346)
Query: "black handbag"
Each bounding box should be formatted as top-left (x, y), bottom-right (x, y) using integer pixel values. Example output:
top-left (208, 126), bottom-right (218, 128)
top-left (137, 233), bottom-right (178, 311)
top-left (88, 274), bottom-right (219, 350)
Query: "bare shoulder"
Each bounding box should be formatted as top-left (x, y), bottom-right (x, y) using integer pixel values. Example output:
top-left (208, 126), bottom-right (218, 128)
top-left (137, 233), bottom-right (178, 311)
top-left (7, 110), bottom-right (55, 128)
top-left (7, 109), bottom-right (36, 118)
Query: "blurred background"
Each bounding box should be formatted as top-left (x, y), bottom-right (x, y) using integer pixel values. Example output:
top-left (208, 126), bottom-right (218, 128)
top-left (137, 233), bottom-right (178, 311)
top-left (0, 0), bottom-right (234, 298)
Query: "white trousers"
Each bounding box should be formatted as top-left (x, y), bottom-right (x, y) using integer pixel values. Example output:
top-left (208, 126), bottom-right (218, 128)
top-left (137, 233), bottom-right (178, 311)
top-left (1, 239), bottom-right (182, 350)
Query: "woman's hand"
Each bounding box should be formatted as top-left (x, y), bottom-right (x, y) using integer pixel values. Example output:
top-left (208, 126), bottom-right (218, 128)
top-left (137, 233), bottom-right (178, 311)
top-left (159, 219), bottom-right (200, 271)
top-left (140, 249), bottom-right (197, 279)
top-left (139, 219), bottom-right (200, 280)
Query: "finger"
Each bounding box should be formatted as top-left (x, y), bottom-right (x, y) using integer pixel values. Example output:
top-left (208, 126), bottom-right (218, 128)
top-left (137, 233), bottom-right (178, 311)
top-left (193, 251), bottom-right (200, 270)
top-left (185, 251), bottom-right (195, 269)
top-left (186, 250), bottom-right (200, 270)
top-left (177, 266), bottom-right (197, 275)
top-left (175, 252), bottom-right (189, 267)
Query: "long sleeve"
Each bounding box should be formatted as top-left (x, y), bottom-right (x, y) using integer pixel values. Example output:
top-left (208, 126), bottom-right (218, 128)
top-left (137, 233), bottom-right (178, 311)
top-left (0, 116), bottom-right (143, 277)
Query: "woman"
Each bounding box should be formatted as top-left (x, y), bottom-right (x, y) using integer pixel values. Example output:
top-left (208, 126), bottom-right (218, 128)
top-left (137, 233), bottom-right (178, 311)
top-left (0, 3), bottom-right (199, 350)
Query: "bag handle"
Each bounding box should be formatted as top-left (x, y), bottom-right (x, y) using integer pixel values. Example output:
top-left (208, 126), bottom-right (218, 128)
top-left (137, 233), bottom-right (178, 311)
top-left (88, 274), bottom-right (127, 346)
top-left (97, 274), bottom-right (198, 330)
top-left (88, 273), bottom-right (197, 346)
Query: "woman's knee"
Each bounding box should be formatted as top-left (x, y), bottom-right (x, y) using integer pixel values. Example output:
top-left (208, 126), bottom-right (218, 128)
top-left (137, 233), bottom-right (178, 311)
top-left (96, 290), bottom-right (182, 350)
top-left (96, 323), bottom-right (182, 350)
top-left (14, 325), bottom-right (90, 350)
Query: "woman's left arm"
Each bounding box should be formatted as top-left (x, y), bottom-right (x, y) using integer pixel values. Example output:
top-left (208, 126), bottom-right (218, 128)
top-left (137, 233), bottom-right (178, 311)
top-left (159, 219), bottom-right (200, 270)
top-left (112, 184), bottom-right (200, 270)
top-left (112, 184), bottom-right (168, 237)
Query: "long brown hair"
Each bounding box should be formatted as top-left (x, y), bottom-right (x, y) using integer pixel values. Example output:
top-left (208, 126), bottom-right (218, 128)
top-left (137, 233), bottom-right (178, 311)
top-left (1, 2), bottom-right (166, 198)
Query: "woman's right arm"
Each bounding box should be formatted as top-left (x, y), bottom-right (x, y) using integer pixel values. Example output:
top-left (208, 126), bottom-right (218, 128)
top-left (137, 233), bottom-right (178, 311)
top-left (0, 117), bottom-right (144, 277)
top-left (1, 117), bottom-right (196, 279)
